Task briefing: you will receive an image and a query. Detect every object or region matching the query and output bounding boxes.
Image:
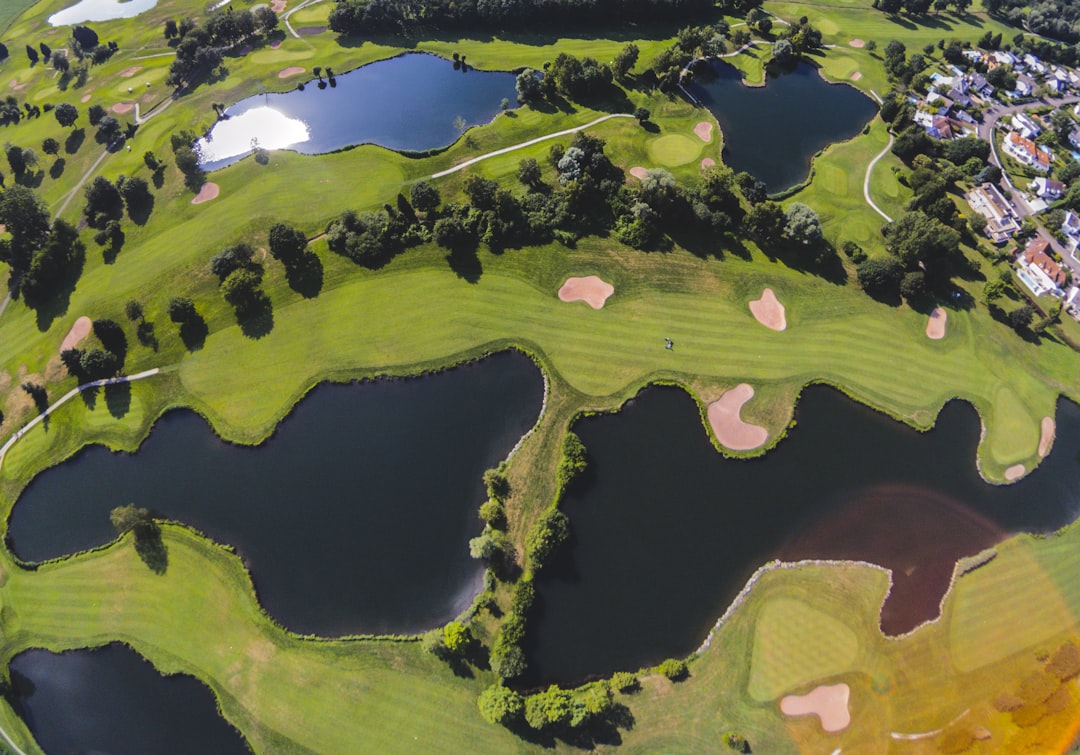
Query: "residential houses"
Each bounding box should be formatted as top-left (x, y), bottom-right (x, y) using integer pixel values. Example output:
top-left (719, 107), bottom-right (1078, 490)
top-left (1003, 131), bottom-right (1052, 172)
top-left (1011, 112), bottom-right (1041, 139)
top-left (1030, 177), bottom-right (1066, 200)
top-left (965, 182), bottom-right (1023, 244)
top-left (1017, 237), bottom-right (1069, 297)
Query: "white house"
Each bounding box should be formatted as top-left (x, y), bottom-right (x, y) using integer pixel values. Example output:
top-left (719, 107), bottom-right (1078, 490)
top-left (965, 182), bottom-right (1022, 243)
top-left (1062, 210), bottom-right (1080, 237)
top-left (1011, 112), bottom-right (1041, 139)
top-left (1017, 237), bottom-right (1068, 297)
top-left (1030, 177), bottom-right (1066, 200)
top-left (1003, 131), bottom-right (1052, 172)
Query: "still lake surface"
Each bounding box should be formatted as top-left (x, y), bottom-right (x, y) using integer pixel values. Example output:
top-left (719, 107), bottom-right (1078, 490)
top-left (196, 53), bottom-right (518, 169)
top-left (9, 351), bottom-right (543, 637)
top-left (48, 0), bottom-right (158, 25)
top-left (524, 385), bottom-right (1080, 686)
top-left (686, 60), bottom-right (878, 192)
top-left (9, 644), bottom-right (250, 754)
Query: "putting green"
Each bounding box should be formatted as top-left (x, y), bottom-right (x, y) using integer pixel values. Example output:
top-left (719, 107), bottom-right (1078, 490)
top-left (748, 596), bottom-right (860, 702)
top-left (646, 134), bottom-right (702, 167)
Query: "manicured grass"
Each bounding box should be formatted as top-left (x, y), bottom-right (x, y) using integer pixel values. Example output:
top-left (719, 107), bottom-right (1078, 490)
top-left (646, 133), bottom-right (703, 166)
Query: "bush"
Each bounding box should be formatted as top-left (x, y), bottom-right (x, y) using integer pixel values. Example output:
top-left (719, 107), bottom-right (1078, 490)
top-left (478, 684), bottom-right (524, 726)
top-left (556, 431), bottom-right (587, 487)
top-left (525, 508), bottom-right (569, 567)
top-left (478, 498), bottom-right (505, 527)
top-left (657, 658), bottom-right (688, 681)
top-left (611, 671), bottom-right (639, 693)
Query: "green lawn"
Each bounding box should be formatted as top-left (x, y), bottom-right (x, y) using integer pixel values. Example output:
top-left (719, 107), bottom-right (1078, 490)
top-left (1, 0), bottom-right (1080, 751)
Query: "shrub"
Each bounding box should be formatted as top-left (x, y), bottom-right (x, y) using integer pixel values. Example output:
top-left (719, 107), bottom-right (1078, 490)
top-left (478, 498), bottom-right (505, 527)
top-left (611, 671), bottom-right (639, 693)
top-left (478, 684), bottom-right (524, 726)
top-left (657, 658), bottom-right (688, 681)
top-left (525, 508), bottom-right (569, 567)
top-left (556, 431), bottom-right (587, 487)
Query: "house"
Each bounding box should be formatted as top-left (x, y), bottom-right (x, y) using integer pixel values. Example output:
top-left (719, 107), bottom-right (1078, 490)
top-left (1061, 210), bottom-right (1080, 237)
top-left (1011, 112), bottom-right (1041, 139)
top-left (1017, 237), bottom-right (1068, 297)
top-left (947, 88), bottom-right (972, 108)
top-left (1070, 129), bottom-right (1080, 151)
top-left (1023, 54), bottom-right (1047, 75)
top-left (968, 72), bottom-right (994, 97)
top-left (1047, 78), bottom-right (1065, 94)
top-left (1012, 75), bottom-right (1036, 98)
top-left (965, 182), bottom-right (1023, 243)
top-left (1003, 131), bottom-right (1052, 172)
top-left (929, 115), bottom-right (954, 139)
top-left (927, 91), bottom-right (954, 112)
top-left (1029, 176), bottom-right (1066, 200)
top-left (994, 50), bottom-right (1019, 67)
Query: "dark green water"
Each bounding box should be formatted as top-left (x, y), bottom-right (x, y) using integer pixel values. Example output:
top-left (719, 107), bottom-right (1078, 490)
top-left (524, 385), bottom-right (1080, 686)
top-left (686, 60), bottom-right (878, 192)
top-left (9, 644), bottom-right (250, 754)
top-left (9, 351), bottom-right (543, 637)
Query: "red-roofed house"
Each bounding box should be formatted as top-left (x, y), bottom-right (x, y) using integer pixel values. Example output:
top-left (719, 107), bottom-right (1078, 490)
top-left (1017, 237), bottom-right (1069, 296)
top-left (1004, 131), bottom-right (1052, 172)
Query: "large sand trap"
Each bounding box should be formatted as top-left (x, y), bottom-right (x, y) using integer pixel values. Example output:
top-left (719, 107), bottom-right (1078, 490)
top-left (558, 275), bottom-right (614, 309)
top-left (60, 316), bottom-right (92, 352)
top-left (701, 157), bottom-right (716, 168)
top-left (1039, 417), bottom-right (1055, 458)
top-left (191, 182), bottom-right (220, 204)
top-left (111, 102), bottom-right (134, 114)
top-left (629, 166), bottom-right (648, 180)
top-left (780, 683), bottom-right (851, 733)
top-left (271, 0), bottom-right (287, 10)
top-left (849, 38), bottom-right (865, 48)
top-left (1005, 464), bottom-right (1026, 481)
top-left (926, 307), bottom-right (947, 340)
top-left (708, 384), bottom-right (769, 451)
top-left (278, 66), bottom-right (305, 78)
top-left (850, 72), bottom-right (863, 81)
top-left (694, 121), bottom-right (713, 142)
top-left (749, 288), bottom-right (787, 331)
top-left (118, 66), bottom-right (142, 78)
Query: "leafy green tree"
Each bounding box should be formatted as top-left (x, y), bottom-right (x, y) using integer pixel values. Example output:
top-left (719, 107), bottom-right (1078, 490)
top-left (746, 201), bottom-right (785, 242)
top-left (87, 103), bottom-right (105, 126)
top-left (167, 296), bottom-right (197, 323)
top-left (443, 621), bottom-right (472, 654)
top-left (526, 508), bottom-right (570, 566)
top-left (612, 42), bottom-right (639, 79)
top-left (633, 106), bottom-right (651, 124)
top-left (478, 684), bottom-right (525, 726)
top-left (658, 658), bottom-right (689, 681)
top-left (883, 211), bottom-right (960, 266)
top-left (899, 270), bottom-right (927, 300)
top-left (1009, 304), bottom-right (1035, 331)
top-left (210, 243), bottom-right (256, 280)
top-left (220, 268), bottom-right (263, 309)
top-left (515, 69), bottom-right (542, 103)
top-left (773, 38), bottom-right (795, 63)
top-left (41, 138), bottom-right (59, 156)
top-left (54, 102), bottom-right (78, 127)
top-left (79, 348), bottom-right (120, 379)
top-left (268, 222), bottom-right (308, 265)
top-left (110, 503), bottom-right (154, 536)
top-left (409, 181), bottom-right (440, 214)
top-left (83, 175), bottom-right (123, 227)
top-left (525, 685), bottom-right (573, 730)
top-left (611, 671), bottom-right (639, 692)
top-left (856, 257), bottom-right (902, 292)
top-left (783, 202), bottom-right (822, 245)
top-left (0, 184), bottom-right (51, 271)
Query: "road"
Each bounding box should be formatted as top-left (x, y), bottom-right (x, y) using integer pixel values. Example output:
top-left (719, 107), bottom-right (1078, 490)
top-left (978, 94), bottom-right (1080, 275)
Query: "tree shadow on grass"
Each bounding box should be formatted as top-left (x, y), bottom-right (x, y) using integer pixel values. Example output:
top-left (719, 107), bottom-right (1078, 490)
top-left (49, 158), bottom-right (65, 179)
top-left (80, 384), bottom-right (98, 410)
top-left (104, 381), bottom-right (130, 419)
top-left (237, 296), bottom-right (274, 339)
top-left (446, 248), bottom-right (483, 283)
top-left (285, 252), bottom-right (324, 298)
top-left (64, 128), bottom-right (85, 154)
top-left (32, 247), bottom-right (85, 333)
top-left (134, 524), bottom-right (168, 574)
top-left (179, 316), bottom-right (208, 351)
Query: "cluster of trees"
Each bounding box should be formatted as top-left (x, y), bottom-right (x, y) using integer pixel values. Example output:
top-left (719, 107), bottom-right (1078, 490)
top-left (874, 0), bottom-right (970, 16)
top-left (0, 186), bottom-right (84, 307)
top-left (0, 95), bottom-right (39, 127)
top-left (61, 318), bottom-right (128, 381)
top-left (855, 210), bottom-right (962, 301)
top-left (329, 0), bottom-right (715, 36)
top-left (170, 130), bottom-right (205, 191)
top-left (469, 466), bottom-right (515, 572)
top-left (165, 7), bottom-right (278, 89)
top-left (110, 503), bottom-right (167, 573)
top-left (210, 243), bottom-right (271, 320)
top-left (649, 23), bottom-right (731, 90)
top-left (987, 0), bottom-right (1080, 44)
top-left (83, 173), bottom-right (153, 235)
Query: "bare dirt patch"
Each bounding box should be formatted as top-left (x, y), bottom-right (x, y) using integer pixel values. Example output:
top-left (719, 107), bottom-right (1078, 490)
top-left (707, 383), bottom-right (769, 451)
top-left (749, 288), bottom-right (787, 331)
top-left (926, 307), bottom-right (947, 340)
top-left (701, 157), bottom-right (716, 169)
top-left (111, 102), bottom-right (134, 114)
top-left (629, 166), bottom-right (648, 180)
top-left (694, 121), bottom-right (713, 142)
top-left (44, 356), bottom-right (64, 383)
top-left (278, 66), bottom-right (305, 78)
top-left (850, 71), bottom-right (863, 81)
top-left (1005, 464), bottom-right (1026, 481)
top-left (60, 316), bottom-right (92, 352)
top-left (849, 38), bottom-right (866, 48)
top-left (558, 275), bottom-right (614, 309)
top-left (7, 79), bottom-right (26, 91)
top-left (1039, 417), bottom-right (1055, 458)
top-left (780, 683), bottom-right (851, 732)
top-left (118, 66), bottom-right (143, 78)
top-left (192, 182), bottom-right (220, 205)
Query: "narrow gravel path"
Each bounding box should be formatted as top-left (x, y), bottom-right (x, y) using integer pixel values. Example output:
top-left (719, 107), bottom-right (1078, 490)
top-left (864, 133), bottom-right (895, 223)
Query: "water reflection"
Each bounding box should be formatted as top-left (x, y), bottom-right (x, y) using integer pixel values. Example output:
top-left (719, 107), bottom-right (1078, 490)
top-left (195, 106), bottom-right (311, 165)
top-left (49, 0), bottom-right (158, 26)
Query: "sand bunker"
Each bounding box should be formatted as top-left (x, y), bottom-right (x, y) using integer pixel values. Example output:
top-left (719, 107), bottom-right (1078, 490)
top-left (278, 66), bottom-right (305, 78)
top-left (701, 157), bottom-right (716, 169)
top-left (60, 316), bottom-right (92, 352)
top-left (1039, 417), bottom-right (1055, 458)
top-left (271, 0), bottom-right (286, 10)
top-left (749, 288), bottom-right (787, 331)
top-left (296, 25), bottom-right (326, 35)
top-left (694, 121), bottom-right (713, 142)
top-left (707, 384), bottom-right (769, 451)
top-left (270, 39), bottom-right (283, 49)
top-left (849, 38), bottom-right (865, 48)
top-left (558, 276), bottom-right (614, 309)
top-left (191, 182), bottom-right (220, 204)
top-left (850, 72), bottom-right (863, 81)
top-left (118, 66), bottom-right (142, 78)
top-left (1005, 464), bottom-right (1026, 481)
top-left (780, 683), bottom-right (851, 733)
top-left (80, 93), bottom-right (92, 103)
top-left (926, 307), bottom-right (947, 340)
top-left (629, 166), bottom-right (648, 180)
top-left (111, 102), bottom-right (134, 114)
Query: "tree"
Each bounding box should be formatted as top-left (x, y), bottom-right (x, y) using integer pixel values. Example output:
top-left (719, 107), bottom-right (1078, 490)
top-left (268, 222), bottom-right (308, 264)
top-left (783, 202), bottom-right (822, 244)
top-left (613, 43), bottom-right (639, 80)
top-left (79, 348), bottom-right (120, 379)
top-left (220, 267), bottom-right (263, 309)
top-left (899, 270), bottom-right (926, 300)
top-left (442, 621), bottom-right (472, 655)
top-left (883, 211), bottom-right (960, 266)
top-left (982, 279), bottom-right (1006, 304)
top-left (773, 38), bottom-right (795, 64)
top-left (210, 243), bottom-right (255, 280)
top-left (409, 181), bottom-right (440, 214)
top-left (117, 175), bottom-right (152, 217)
top-left (525, 685), bottom-right (573, 730)
top-left (164, 18), bottom-right (179, 39)
top-left (41, 137), bottom-right (59, 156)
top-left (0, 184), bottom-right (51, 272)
top-left (1009, 304), bottom-right (1035, 331)
top-left (746, 201), bottom-right (785, 242)
top-left (83, 175), bottom-right (123, 227)
top-left (658, 658), bottom-right (689, 681)
top-left (5, 144), bottom-right (25, 176)
top-left (87, 104), bottom-right (106, 126)
top-left (856, 256), bottom-right (903, 292)
top-left (96, 115), bottom-right (121, 142)
top-left (1050, 109), bottom-right (1074, 145)
top-left (515, 69), bottom-right (541, 104)
top-left (51, 50), bottom-right (69, 73)
top-left (54, 102), bottom-right (78, 128)
top-left (167, 296), bottom-right (197, 323)
top-left (25, 45), bottom-right (38, 64)
top-left (633, 106), bottom-right (651, 124)
top-left (125, 299), bottom-right (144, 321)
top-left (478, 685), bottom-right (524, 726)
top-left (0, 43), bottom-right (7, 61)
top-left (516, 157), bottom-right (542, 187)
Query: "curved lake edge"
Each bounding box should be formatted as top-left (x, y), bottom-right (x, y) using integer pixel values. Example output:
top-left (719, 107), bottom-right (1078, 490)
top-left (7, 640), bottom-right (253, 754)
top-left (201, 51), bottom-right (525, 171)
top-left (5, 346), bottom-right (549, 638)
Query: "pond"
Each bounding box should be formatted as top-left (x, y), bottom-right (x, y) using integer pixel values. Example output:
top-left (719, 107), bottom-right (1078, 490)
top-left (8, 643), bottom-right (250, 754)
top-left (685, 60), bottom-right (878, 193)
top-left (523, 385), bottom-right (1080, 687)
top-left (48, 0), bottom-right (158, 26)
top-left (196, 53), bottom-right (518, 169)
top-left (8, 351), bottom-right (544, 637)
